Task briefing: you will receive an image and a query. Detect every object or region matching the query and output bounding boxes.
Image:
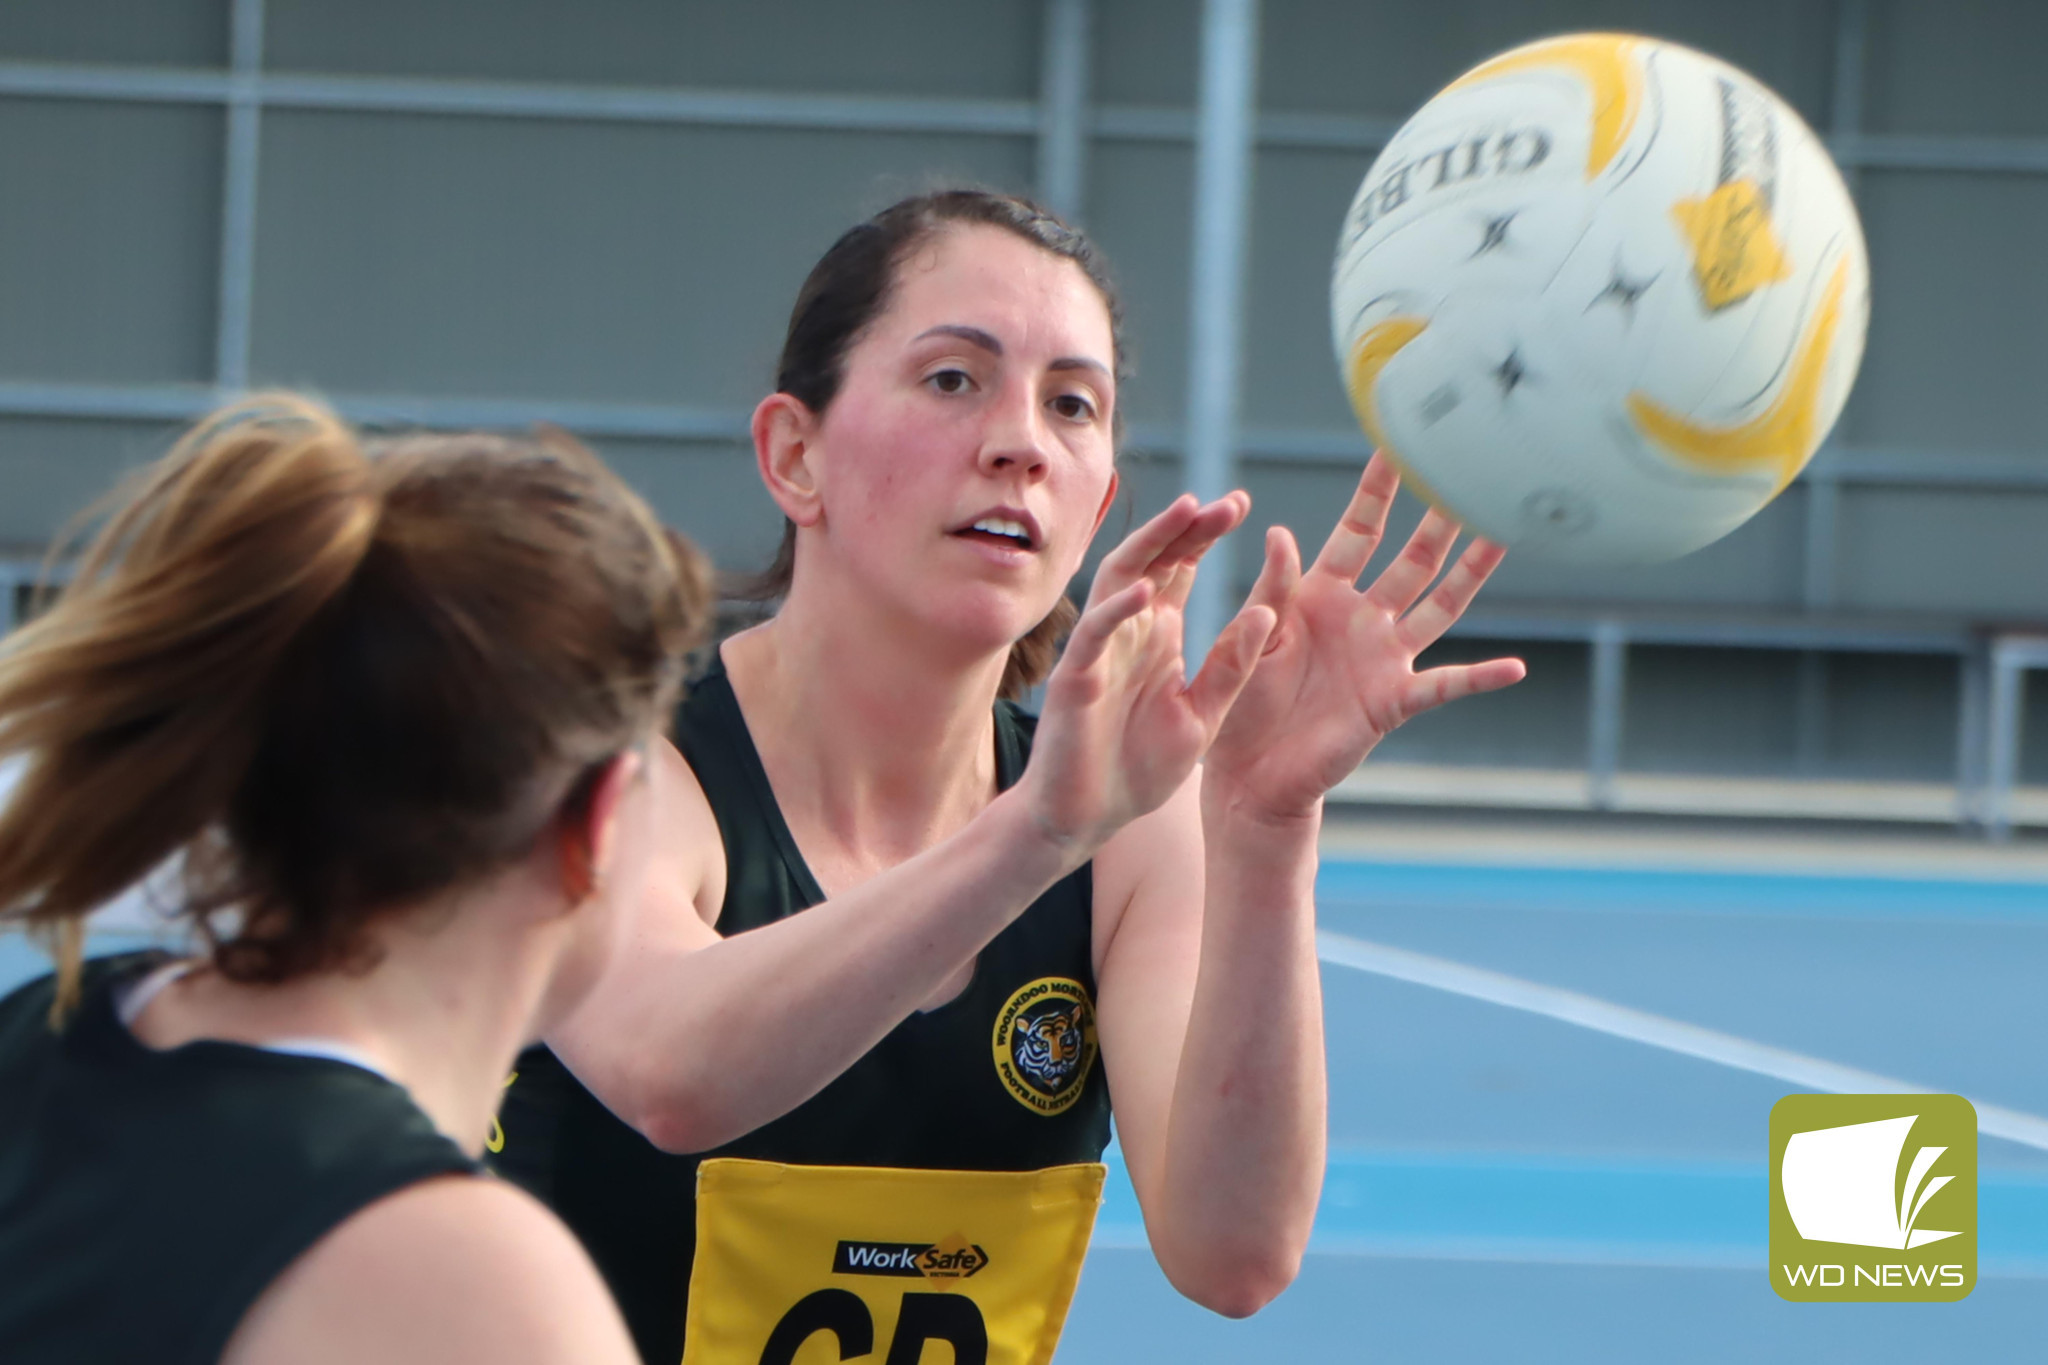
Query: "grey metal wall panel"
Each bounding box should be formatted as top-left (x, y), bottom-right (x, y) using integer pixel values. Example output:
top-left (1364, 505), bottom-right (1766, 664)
top-left (1241, 146), bottom-right (1369, 433)
top-left (1094, 0), bottom-right (1200, 107)
top-left (1623, 644), bottom-right (1802, 775)
top-left (0, 0), bottom-right (2044, 796)
top-left (1377, 637), bottom-right (1592, 767)
top-left (587, 435), bottom-right (780, 572)
top-left (1836, 485), bottom-right (2048, 618)
top-left (0, 0), bottom-right (227, 67)
top-left (1258, 0), bottom-right (1836, 128)
top-left (1821, 651), bottom-right (1961, 780)
top-left (264, 0), bottom-right (1040, 99)
top-left (0, 99), bottom-right (222, 385)
top-left (2024, 674), bottom-right (2048, 781)
top-left (1084, 141), bottom-right (1194, 425)
top-left (1842, 170), bottom-right (2048, 452)
top-left (1866, 0), bottom-right (2048, 136)
top-left (250, 110), bottom-right (1034, 403)
top-left (0, 416), bottom-right (183, 544)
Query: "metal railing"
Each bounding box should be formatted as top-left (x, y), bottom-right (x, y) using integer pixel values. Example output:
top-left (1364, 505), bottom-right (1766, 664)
top-left (1436, 607), bottom-right (1995, 826)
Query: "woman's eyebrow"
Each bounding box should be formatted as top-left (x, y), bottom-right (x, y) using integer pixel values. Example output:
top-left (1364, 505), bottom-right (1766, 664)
top-left (912, 324), bottom-right (1109, 377)
top-left (913, 324), bottom-right (1003, 354)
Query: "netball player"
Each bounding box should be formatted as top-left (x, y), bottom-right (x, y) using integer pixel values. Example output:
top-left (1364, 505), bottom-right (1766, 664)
top-left (496, 190), bottom-right (1523, 1364)
top-left (0, 397), bottom-right (713, 1363)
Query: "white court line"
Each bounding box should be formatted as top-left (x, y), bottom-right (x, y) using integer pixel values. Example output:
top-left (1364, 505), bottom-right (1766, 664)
top-left (1317, 929), bottom-right (2048, 1153)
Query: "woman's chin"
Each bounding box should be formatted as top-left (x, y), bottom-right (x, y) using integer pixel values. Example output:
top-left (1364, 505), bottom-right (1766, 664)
top-left (917, 595), bottom-right (1054, 664)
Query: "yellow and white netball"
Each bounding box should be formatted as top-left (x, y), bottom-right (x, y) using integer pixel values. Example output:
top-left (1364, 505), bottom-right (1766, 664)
top-left (1331, 33), bottom-right (1870, 564)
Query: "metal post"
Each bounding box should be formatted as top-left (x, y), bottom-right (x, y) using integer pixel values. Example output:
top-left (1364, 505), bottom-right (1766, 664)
top-left (1985, 638), bottom-right (2026, 841)
top-left (1956, 638), bottom-right (1990, 828)
top-left (1036, 0), bottom-right (1091, 223)
top-left (1789, 0), bottom-right (1866, 779)
top-left (1794, 465), bottom-right (1840, 774)
top-left (214, 0), bottom-right (265, 392)
top-left (1587, 619), bottom-right (1627, 811)
top-left (1181, 0), bottom-right (1260, 665)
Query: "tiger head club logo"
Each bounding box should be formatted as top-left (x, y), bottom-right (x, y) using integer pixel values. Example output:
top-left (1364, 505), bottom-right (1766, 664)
top-left (991, 977), bottom-right (1097, 1116)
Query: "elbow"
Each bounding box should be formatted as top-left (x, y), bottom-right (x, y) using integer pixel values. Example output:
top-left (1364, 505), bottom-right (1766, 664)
top-left (636, 1105), bottom-right (714, 1156)
top-left (1161, 1244), bottom-right (1303, 1320)
top-left (603, 1065), bottom-right (728, 1156)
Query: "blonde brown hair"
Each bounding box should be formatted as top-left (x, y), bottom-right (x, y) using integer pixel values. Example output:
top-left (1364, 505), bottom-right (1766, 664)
top-left (0, 394), bottom-right (710, 1018)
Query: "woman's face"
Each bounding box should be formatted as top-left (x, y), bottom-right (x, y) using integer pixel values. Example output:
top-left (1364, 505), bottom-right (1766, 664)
top-left (801, 224), bottom-right (1121, 660)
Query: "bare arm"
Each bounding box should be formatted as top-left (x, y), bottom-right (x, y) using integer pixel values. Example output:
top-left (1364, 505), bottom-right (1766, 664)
top-left (1095, 455), bottom-right (1523, 1317)
top-left (551, 493), bottom-right (1277, 1154)
top-left (1092, 777), bottom-right (1324, 1319)
top-left (222, 1178), bottom-right (637, 1365)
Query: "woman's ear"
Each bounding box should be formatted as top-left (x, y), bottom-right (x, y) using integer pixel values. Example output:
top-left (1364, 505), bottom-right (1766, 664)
top-left (557, 750), bottom-right (644, 906)
top-left (1088, 469), bottom-right (1121, 541)
top-left (753, 392), bottom-right (825, 529)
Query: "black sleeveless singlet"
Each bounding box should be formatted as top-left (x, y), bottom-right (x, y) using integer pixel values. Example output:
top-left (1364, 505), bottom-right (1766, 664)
top-left (0, 953), bottom-right (477, 1364)
top-left (494, 659), bottom-right (1112, 1365)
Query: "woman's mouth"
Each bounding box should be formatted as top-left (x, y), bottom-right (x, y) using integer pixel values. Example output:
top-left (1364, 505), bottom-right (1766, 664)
top-left (958, 516), bottom-right (1035, 550)
top-left (949, 510), bottom-right (1041, 553)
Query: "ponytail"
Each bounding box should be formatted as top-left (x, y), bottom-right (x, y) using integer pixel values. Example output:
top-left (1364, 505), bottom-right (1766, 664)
top-left (0, 396), bottom-right (377, 1017)
top-left (0, 395), bottom-right (708, 1022)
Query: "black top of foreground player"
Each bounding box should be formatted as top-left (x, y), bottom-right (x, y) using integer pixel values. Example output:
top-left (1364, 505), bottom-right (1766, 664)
top-left (501, 189), bottom-right (1525, 1362)
top-left (0, 397), bottom-right (708, 1364)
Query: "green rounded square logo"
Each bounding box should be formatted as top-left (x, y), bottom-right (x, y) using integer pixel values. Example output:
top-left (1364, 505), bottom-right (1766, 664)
top-left (1769, 1094), bottom-right (1976, 1302)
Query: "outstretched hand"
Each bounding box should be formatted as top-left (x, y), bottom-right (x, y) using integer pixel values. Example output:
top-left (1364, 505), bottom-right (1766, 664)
top-left (1206, 452), bottom-right (1525, 821)
top-left (1023, 492), bottom-right (1277, 851)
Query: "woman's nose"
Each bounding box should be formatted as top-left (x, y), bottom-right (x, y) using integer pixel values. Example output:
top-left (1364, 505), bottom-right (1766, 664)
top-left (977, 385), bottom-right (1051, 480)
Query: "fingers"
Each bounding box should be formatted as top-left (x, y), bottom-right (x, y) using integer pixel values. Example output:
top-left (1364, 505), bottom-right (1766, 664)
top-left (1309, 452), bottom-right (1400, 584)
top-left (1059, 578), bottom-right (1155, 675)
top-left (1090, 494), bottom-right (1199, 602)
top-left (1361, 506), bottom-right (1461, 617)
top-left (1402, 655), bottom-right (1527, 718)
top-left (1183, 603), bottom-right (1279, 734)
top-left (1146, 490), bottom-right (1250, 583)
top-left (1091, 491), bottom-right (1250, 605)
top-left (1397, 536), bottom-right (1508, 651)
top-left (1245, 525), bottom-right (1303, 627)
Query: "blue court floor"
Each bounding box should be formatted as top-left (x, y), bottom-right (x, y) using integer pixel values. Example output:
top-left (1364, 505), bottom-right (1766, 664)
top-left (1057, 847), bottom-right (2048, 1363)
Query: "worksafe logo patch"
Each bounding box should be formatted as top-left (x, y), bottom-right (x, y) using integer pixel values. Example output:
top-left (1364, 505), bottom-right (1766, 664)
top-left (1770, 1094), bottom-right (1976, 1301)
top-left (832, 1235), bottom-right (990, 1282)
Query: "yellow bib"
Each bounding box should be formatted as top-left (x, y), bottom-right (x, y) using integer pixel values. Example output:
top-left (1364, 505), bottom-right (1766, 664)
top-left (681, 1158), bottom-right (1104, 1365)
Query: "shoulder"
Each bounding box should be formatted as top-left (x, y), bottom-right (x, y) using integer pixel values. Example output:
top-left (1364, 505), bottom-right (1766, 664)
top-left (651, 734), bottom-right (726, 927)
top-left (222, 1175), bottom-right (637, 1365)
top-left (0, 950), bottom-right (160, 1034)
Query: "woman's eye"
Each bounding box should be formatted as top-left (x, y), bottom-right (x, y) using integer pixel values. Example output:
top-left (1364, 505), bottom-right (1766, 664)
top-left (1051, 393), bottom-right (1097, 422)
top-left (927, 369), bottom-right (973, 395)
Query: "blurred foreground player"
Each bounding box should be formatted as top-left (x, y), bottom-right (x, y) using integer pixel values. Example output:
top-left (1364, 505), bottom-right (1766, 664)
top-left (0, 396), bottom-right (710, 1365)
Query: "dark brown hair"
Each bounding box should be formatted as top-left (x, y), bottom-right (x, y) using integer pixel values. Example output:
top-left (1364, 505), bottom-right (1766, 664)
top-left (753, 188), bottom-right (1126, 699)
top-left (0, 394), bottom-right (711, 1016)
